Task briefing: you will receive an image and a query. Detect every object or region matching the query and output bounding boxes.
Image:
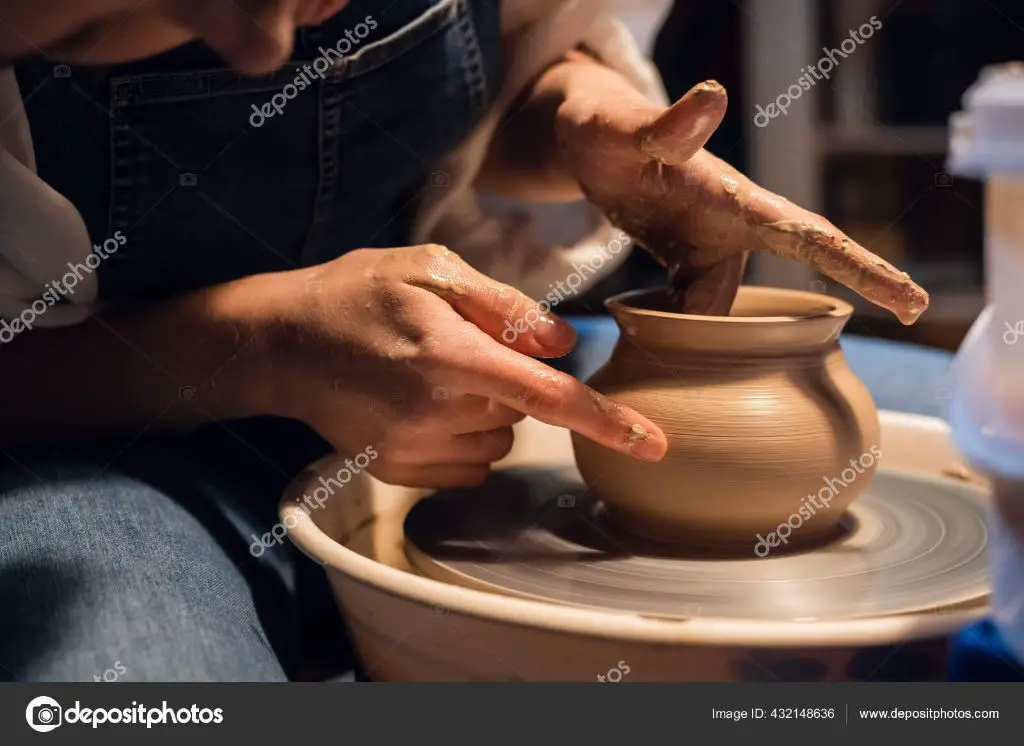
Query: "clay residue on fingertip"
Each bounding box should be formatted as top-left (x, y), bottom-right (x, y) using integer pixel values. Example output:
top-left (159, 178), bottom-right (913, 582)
top-left (690, 80), bottom-right (726, 97)
top-left (625, 423), bottom-right (649, 448)
top-left (897, 297), bottom-right (929, 325)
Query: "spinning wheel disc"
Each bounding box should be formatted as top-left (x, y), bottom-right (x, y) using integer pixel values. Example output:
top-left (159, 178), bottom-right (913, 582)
top-left (404, 467), bottom-right (989, 621)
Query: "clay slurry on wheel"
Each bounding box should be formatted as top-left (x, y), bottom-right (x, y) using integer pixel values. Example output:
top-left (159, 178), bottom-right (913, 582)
top-left (403, 467), bottom-right (989, 621)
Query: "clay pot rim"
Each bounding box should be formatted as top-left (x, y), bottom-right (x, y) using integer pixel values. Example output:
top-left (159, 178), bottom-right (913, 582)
top-left (606, 286), bottom-right (854, 324)
top-left (282, 414), bottom-right (987, 649)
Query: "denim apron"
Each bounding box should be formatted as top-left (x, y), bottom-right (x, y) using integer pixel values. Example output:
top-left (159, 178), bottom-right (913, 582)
top-left (16, 0), bottom-right (501, 297)
top-left (14, 0), bottom-right (501, 484)
top-left (13, 0), bottom-right (502, 678)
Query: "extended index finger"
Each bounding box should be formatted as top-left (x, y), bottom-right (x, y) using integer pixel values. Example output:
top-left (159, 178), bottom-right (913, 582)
top-left (455, 338), bottom-right (668, 463)
top-left (679, 151), bottom-right (930, 325)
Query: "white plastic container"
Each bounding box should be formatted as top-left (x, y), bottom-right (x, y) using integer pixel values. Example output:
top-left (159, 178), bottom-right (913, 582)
top-left (948, 63), bottom-right (1024, 664)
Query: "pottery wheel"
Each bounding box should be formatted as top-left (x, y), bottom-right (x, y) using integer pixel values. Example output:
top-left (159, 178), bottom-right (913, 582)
top-left (403, 467), bottom-right (989, 620)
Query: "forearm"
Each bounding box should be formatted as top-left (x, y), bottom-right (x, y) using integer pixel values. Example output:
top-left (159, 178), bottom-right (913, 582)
top-left (477, 50), bottom-right (617, 202)
top-left (0, 274), bottom-right (280, 446)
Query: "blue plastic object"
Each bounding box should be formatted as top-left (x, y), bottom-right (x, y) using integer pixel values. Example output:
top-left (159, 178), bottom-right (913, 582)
top-left (948, 621), bottom-right (1024, 681)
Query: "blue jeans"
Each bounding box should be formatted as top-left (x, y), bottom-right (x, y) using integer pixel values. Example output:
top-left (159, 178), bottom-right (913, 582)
top-left (0, 328), bottom-right (961, 681)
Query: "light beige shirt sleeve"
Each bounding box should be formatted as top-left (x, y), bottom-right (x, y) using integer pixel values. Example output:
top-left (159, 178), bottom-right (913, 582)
top-left (0, 69), bottom-right (99, 331)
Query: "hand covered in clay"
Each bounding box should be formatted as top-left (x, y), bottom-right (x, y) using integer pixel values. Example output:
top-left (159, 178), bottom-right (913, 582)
top-left (550, 52), bottom-right (928, 323)
top-left (258, 245), bottom-right (667, 487)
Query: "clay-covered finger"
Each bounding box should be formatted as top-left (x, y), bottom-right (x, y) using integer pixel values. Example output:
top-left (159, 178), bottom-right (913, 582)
top-left (681, 152), bottom-right (929, 325)
top-left (637, 81), bottom-right (727, 167)
top-left (673, 252), bottom-right (747, 316)
top-left (749, 208), bottom-right (928, 325)
top-left (454, 341), bottom-right (668, 462)
top-left (399, 244), bottom-right (577, 357)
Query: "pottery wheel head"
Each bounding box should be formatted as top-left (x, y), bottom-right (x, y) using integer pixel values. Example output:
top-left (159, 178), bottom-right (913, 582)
top-left (402, 467), bottom-right (989, 621)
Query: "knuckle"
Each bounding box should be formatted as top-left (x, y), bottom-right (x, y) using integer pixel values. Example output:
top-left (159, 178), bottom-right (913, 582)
top-left (405, 398), bottom-right (449, 428)
top-left (412, 243), bottom-right (462, 265)
top-left (514, 375), bottom-right (568, 414)
top-left (485, 429), bottom-right (515, 459)
top-left (414, 335), bottom-right (451, 370)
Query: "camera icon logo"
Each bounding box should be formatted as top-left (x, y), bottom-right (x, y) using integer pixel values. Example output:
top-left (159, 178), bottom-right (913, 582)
top-left (179, 173), bottom-right (198, 187)
top-left (430, 171), bottom-right (450, 187)
top-left (934, 171), bottom-right (953, 188)
top-left (53, 65), bottom-right (71, 79)
top-left (25, 696), bottom-right (62, 733)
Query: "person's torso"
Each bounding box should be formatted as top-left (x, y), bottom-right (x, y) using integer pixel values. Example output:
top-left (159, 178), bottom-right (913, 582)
top-left (14, 0), bottom-right (502, 300)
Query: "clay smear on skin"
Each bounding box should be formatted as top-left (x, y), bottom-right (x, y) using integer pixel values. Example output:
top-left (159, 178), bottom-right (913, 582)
top-left (407, 245), bottom-right (469, 299)
top-left (589, 389), bottom-right (620, 416)
top-left (588, 390), bottom-right (650, 449)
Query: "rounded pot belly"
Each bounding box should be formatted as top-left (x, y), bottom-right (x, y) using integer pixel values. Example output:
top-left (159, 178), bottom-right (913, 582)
top-left (573, 347), bottom-right (880, 550)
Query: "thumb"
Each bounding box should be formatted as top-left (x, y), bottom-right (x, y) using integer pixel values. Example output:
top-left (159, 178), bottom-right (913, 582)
top-left (407, 245), bottom-right (577, 358)
top-left (672, 252), bottom-right (748, 316)
top-left (637, 81), bottom-right (728, 166)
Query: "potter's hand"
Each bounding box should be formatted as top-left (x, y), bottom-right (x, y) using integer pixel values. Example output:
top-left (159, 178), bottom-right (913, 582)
top-left (552, 53), bottom-right (928, 324)
top-left (260, 245), bottom-right (667, 488)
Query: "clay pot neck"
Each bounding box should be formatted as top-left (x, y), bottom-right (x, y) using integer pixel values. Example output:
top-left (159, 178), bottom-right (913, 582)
top-left (605, 287), bottom-right (853, 355)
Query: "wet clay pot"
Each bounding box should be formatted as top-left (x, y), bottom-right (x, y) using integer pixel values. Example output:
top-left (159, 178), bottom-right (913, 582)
top-left (571, 287), bottom-right (881, 550)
